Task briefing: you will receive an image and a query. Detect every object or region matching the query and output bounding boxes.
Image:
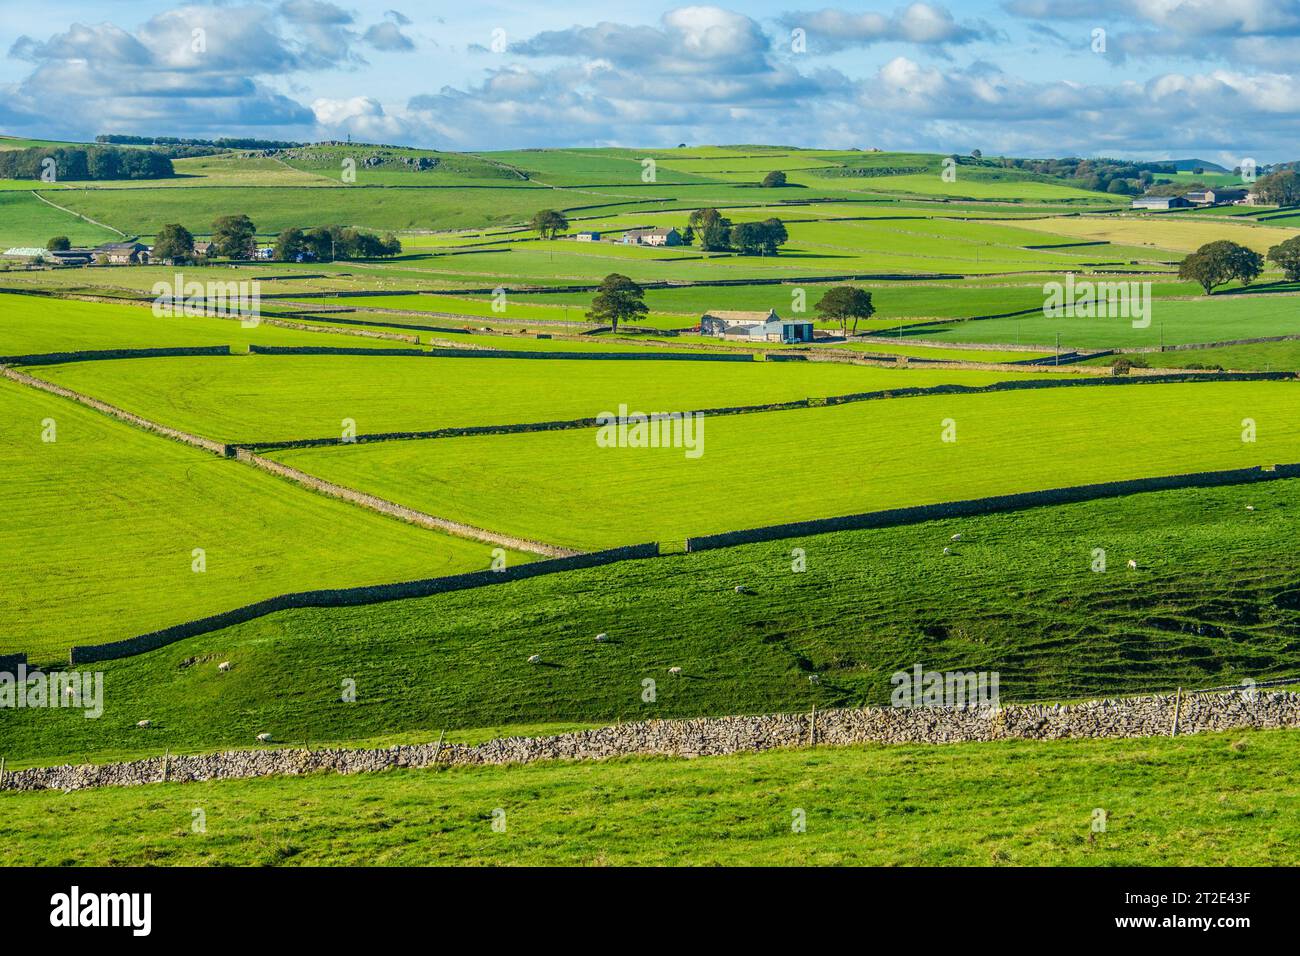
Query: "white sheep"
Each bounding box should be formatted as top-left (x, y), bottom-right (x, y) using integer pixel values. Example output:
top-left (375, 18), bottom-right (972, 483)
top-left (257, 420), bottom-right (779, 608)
top-left (668, 666), bottom-right (682, 676)
top-left (1127, 559), bottom-right (1138, 570)
top-left (1246, 505), bottom-right (1256, 512)
top-left (136, 719), bottom-right (151, 729)
top-left (950, 533), bottom-right (962, 541)
top-left (595, 633), bottom-right (608, 643)
top-left (256, 733), bottom-right (272, 743)
top-left (527, 654), bottom-right (542, 664)
top-left (217, 661), bottom-right (232, 672)
top-left (734, 585), bottom-right (748, 594)
top-left (943, 547), bottom-right (951, 555)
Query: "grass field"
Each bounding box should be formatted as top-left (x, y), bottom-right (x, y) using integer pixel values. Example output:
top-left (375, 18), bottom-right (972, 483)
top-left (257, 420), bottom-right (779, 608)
top-left (1012, 214), bottom-right (1297, 255)
top-left (1, 477), bottom-right (1294, 767)
top-left (5, 728), bottom-right (1298, 866)
top-left (29, 354), bottom-right (1078, 443)
top-left (0, 191), bottom-right (121, 248)
top-left (1086, 340), bottom-right (1300, 371)
top-left (902, 293), bottom-right (1300, 350)
top-left (0, 378), bottom-right (515, 660)
top-left (0, 293), bottom-right (425, 356)
top-left (265, 381), bottom-right (1300, 550)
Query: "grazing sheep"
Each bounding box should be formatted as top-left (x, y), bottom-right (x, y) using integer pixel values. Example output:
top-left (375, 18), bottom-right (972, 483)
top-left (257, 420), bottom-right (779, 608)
top-left (136, 720), bottom-right (151, 729)
top-left (943, 547), bottom-right (951, 555)
top-left (1246, 505), bottom-right (1256, 512)
top-left (808, 674), bottom-right (822, 685)
top-left (217, 661), bottom-right (232, 672)
top-left (1127, 559), bottom-right (1138, 570)
top-left (668, 666), bottom-right (682, 676)
top-left (256, 733), bottom-right (272, 743)
top-left (734, 585), bottom-right (748, 594)
top-left (527, 654), bottom-right (542, 664)
top-left (595, 633), bottom-right (608, 643)
top-left (950, 533), bottom-right (962, 541)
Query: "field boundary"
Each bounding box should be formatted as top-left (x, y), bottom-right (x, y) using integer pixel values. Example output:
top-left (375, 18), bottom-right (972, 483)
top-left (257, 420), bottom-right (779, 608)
top-left (60, 542), bottom-right (658, 665)
top-left (0, 345), bottom-right (232, 365)
top-left (4, 688), bottom-right (1296, 792)
top-left (685, 463), bottom-right (1300, 551)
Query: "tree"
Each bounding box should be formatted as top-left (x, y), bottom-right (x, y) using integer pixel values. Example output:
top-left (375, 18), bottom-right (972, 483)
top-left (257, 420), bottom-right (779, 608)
top-left (380, 233), bottom-right (402, 257)
top-left (761, 170), bottom-right (787, 188)
top-left (153, 223), bottom-right (195, 263)
top-left (586, 273), bottom-right (647, 332)
top-left (530, 209), bottom-right (568, 239)
top-left (274, 228), bottom-right (306, 261)
top-left (971, 149), bottom-right (982, 159)
top-left (681, 224), bottom-right (695, 245)
top-left (1268, 236), bottom-right (1300, 281)
top-left (731, 222), bottom-right (766, 255)
top-left (1251, 170), bottom-right (1300, 206)
top-left (1178, 240), bottom-right (1262, 294)
top-left (699, 218), bottom-right (731, 251)
top-left (46, 236), bottom-right (71, 251)
top-left (813, 285), bottom-right (875, 336)
top-left (211, 214), bottom-right (257, 259)
top-left (303, 227), bottom-right (335, 262)
top-left (759, 218), bottom-right (788, 256)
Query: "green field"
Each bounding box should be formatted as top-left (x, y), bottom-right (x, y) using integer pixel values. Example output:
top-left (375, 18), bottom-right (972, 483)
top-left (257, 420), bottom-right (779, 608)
top-left (264, 381), bottom-right (1299, 550)
top-left (1, 478), bottom-right (1294, 767)
top-left (0, 191), bottom-right (121, 248)
top-left (29, 354), bottom-right (1078, 443)
top-left (903, 294), bottom-right (1300, 350)
top-left (5, 729), bottom-right (1298, 866)
top-left (0, 378), bottom-right (515, 661)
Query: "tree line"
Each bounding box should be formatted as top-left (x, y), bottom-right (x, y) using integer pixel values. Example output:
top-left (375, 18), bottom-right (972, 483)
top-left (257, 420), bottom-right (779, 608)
top-left (149, 215), bottom-right (402, 263)
top-left (0, 145), bottom-right (173, 181)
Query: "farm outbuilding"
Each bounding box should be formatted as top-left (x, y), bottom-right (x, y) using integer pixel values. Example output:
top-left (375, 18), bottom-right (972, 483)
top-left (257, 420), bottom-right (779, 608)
top-left (622, 227), bottom-right (681, 246)
top-left (700, 309), bottom-right (814, 344)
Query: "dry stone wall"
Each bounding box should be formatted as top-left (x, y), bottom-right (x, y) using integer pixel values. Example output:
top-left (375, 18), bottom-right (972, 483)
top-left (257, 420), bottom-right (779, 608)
top-left (4, 690), bottom-right (1296, 793)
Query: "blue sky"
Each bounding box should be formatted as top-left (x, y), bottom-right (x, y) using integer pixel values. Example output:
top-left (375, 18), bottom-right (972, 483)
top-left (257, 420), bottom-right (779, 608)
top-left (3, 1), bottom-right (1299, 162)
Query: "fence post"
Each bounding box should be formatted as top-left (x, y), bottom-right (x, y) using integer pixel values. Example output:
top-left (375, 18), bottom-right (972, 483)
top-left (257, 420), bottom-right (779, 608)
top-left (809, 707), bottom-right (817, 747)
top-left (162, 749), bottom-right (170, 783)
top-left (0, 756), bottom-right (6, 788)
top-left (432, 729), bottom-right (445, 766)
top-left (1171, 688), bottom-right (1183, 737)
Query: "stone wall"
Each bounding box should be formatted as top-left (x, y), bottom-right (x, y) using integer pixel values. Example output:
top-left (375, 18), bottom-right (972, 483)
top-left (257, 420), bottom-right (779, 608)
top-left (0, 653), bottom-right (26, 675)
top-left (67, 542), bottom-right (659, 664)
top-left (0, 366), bottom-right (233, 457)
top-left (2, 345), bottom-right (231, 366)
top-left (686, 463), bottom-right (1300, 551)
top-left (4, 689), bottom-right (1296, 793)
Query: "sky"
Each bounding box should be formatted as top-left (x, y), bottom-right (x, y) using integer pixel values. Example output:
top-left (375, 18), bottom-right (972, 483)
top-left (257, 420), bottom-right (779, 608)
top-left (2, 0), bottom-right (1299, 163)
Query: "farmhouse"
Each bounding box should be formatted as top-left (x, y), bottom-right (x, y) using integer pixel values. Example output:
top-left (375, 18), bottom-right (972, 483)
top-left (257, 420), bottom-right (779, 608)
top-left (1184, 187), bottom-right (1247, 205)
top-left (96, 241), bottom-right (151, 264)
top-left (193, 241), bottom-right (213, 257)
top-left (622, 227), bottom-right (681, 246)
top-left (1130, 196), bottom-right (1190, 210)
top-left (700, 308), bottom-right (815, 344)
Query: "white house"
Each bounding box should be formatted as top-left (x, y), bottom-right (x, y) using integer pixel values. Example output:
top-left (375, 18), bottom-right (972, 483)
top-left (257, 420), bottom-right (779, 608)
top-left (622, 227), bottom-right (681, 246)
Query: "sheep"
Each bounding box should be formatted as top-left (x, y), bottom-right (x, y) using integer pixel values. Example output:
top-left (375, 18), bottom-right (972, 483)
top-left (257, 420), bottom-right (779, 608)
top-left (734, 585), bottom-right (749, 594)
top-left (668, 666), bottom-right (682, 676)
top-left (256, 733), bottom-right (272, 743)
top-left (136, 719), bottom-right (151, 729)
top-left (808, 674), bottom-right (822, 685)
top-left (217, 661), bottom-right (232, 672)
top-left (943, 547), bottom-right (951, 555)
top-left (1246, 505), bottom-right (1256, 512)
top-left (950, 533), bottom-right (962, 541)
top-left (527, 654), bottom-right (542, 664)
top-left (595, 633), bottom-right (609, 643)
top-left (1127, 559), bottom-right (1138, 570)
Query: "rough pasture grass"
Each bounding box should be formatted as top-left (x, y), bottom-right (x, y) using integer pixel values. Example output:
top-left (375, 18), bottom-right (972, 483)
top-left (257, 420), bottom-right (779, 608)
top-left (1012, 214), bottom-right (1299, 255)
top-left (0, 191), bottom-right (119, 248)
top-left (268, 381), bottom-right (1300, 550)
top-left (0, 293), bottom-right (425, 356)
top-left (8, 729), bottom-right (1299, 866)
top-left (0, 378), bottom-right (511, 660)
top-left (29, 355), bottom-right (1068, 443)
top-left (1087, 340), bottom-right (1300, 371)
top-left (904, 294), bottom-right (1300, 350)
top-left (2, 478), bottom-right (1296, 767)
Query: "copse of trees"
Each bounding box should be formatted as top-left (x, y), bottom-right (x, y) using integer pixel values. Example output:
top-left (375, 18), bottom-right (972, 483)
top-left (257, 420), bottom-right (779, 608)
top-left (997, 156), bottom-right (1175, 195)
top-left (0, 146), bottom-right (173, 181)
top-left (211, 215), bottom-right (258, 259)
top-left (586, 273), bottom-right (647, 332)
top-left (530, 209), bottom-right (569, 239)
top-left (814, 285), bottom-right (875, 336)
top-left (761, 170), bottom-right (787, 187)
top-left (1252, 170), bottom-right (1300, 207)
top-left (1178, 240), bottom-right (1264, 295)
top-left (153, 224), bottom-right (196, 263)
top-left (273, 225), bottom-right (401, 262)
top-left (46, 236), bottom-right (71, 251)
top-left (1267, 236), bottom-right (1300, 281)
top-left (97, 134), bottom-right (304, 150)
top-left (731, 218), bottom-right (789, 256)
top-left (689, 208), bottom-right (732, 252)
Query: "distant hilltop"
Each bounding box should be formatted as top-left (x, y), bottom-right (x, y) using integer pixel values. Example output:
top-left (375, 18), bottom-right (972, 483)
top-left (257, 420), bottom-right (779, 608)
top-left (1157, 158), bottom-right (1231, 173)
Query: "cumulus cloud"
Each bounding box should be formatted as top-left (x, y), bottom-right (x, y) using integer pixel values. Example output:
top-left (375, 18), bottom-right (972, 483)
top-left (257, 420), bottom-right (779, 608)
top-left (779, 3), bottom-right (999, 53)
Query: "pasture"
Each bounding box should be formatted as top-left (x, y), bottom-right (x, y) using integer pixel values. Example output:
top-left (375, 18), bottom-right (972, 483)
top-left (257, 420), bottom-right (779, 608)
top-left (4, 729), bottom-right (1298, 866)
top-left (2, 477), bottom-right (1294, 767)
top-left (24, 354), bottom-right (1078, 443)
top-left (0, 378), bottom-right (509, 660)
top-left (266, 381), bottom-right (1300, 550)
